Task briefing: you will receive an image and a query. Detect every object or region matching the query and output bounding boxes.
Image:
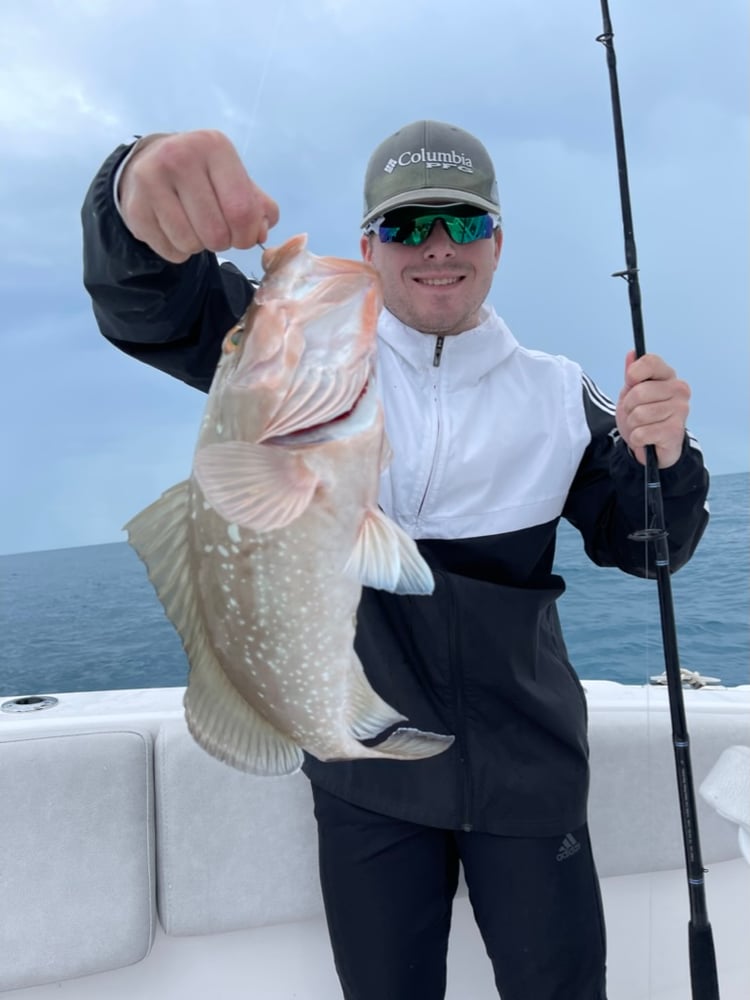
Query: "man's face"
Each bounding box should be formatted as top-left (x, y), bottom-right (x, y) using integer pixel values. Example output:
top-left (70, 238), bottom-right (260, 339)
top-left (360, 208), bottom-right (503, 336)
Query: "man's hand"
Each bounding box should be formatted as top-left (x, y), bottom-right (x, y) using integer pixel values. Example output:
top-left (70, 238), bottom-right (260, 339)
top-left (118, 130), bottom-right (280, 263)
top-left (616, 350), bottom-right (691, 469)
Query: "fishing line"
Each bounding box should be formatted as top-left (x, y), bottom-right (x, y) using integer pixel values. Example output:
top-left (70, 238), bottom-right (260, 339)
top-left (595, 4), bottom-right (720, 998)
top-left (234, 0), bottom-right (289, 272)
top-left (240, 0), bottom-right (288, 160)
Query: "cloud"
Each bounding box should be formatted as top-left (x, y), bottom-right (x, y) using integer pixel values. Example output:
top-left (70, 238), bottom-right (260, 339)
top-left (0, 0), bottom-right (747, 554)
top-left (0, 66), bottom-right (120, 141)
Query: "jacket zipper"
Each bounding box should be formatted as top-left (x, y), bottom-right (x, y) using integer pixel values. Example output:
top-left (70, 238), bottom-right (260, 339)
top-left (417, 338), bottom-right (444, 521)
top-left (432, 335), bottom-right (444, 367)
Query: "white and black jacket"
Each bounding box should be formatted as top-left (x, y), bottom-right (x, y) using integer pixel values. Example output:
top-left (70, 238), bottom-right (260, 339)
top-left (82, 143), bottom-right (710, 836)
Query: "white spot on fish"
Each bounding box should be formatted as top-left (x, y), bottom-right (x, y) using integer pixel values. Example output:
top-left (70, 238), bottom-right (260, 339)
top-left (203, 545), bottom-right (214, 554)
top-left (216, 423), bottom-right (224, 434)
top-left (227, 523), bottom-right (241, 543)
top-left (218, 545), bottom-right (229, 557)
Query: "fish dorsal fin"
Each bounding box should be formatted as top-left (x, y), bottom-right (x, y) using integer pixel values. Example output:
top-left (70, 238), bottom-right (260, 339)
top-left (193, 441), bottom-right (318, 532)
top-left (124, 480), bottom-right (198, 644)
top-left (124, 480), bottom-right (303, 776)
top-left (344, 507), bottom-right (435, 595)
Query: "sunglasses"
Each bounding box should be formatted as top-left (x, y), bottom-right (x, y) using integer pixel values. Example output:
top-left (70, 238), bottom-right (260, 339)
top-left (367, 208), bottom-right (500, 247)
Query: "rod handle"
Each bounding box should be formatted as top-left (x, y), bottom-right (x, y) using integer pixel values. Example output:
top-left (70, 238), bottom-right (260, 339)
top-left (688, 920), bottom-right (720, 999)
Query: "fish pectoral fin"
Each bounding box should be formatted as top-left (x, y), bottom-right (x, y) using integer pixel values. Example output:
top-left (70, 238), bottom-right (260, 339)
top-left (193, 441), bottom-right (319, 532)
top-left (259, 357), bottom-right (368, 440)
top-left (344, 507), bottom-right (435, 595)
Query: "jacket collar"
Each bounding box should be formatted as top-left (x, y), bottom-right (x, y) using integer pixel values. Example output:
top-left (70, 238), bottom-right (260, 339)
top-left (377, 305), bottom-right (519, 386)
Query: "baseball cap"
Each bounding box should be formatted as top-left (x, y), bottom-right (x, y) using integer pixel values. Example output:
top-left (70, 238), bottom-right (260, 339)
top-left (361, 120), bottom-right (501, 228)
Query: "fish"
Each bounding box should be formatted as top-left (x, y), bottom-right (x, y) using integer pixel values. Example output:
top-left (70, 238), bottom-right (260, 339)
top-left (125, 233), bottom-right (454, 775)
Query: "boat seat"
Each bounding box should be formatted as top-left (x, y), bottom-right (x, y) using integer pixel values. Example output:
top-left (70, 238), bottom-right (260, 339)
top-left (588, 706), bottom-right (748, 876)
top-left (0, 728), bottom-right (155, 992)
top-left (0, 691), bottom-right (747, 997)
top-left (154, 719), bottom-right (322, 936)
top-left (152, 703), bottom-right (749, 940)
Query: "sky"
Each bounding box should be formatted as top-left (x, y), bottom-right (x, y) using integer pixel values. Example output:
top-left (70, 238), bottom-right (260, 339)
top-left (1, 0), bottom-right (747, 555)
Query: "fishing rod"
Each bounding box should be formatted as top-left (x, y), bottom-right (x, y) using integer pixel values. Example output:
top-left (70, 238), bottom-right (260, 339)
top-left (595, 3), bottom-right (720, 998)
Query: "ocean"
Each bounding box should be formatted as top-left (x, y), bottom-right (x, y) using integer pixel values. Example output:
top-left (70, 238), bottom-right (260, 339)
top-left (1, 472), bottom-right (747, 697)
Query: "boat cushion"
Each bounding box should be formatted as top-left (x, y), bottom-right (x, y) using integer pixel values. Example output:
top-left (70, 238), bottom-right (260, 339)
top-left (153, 701), bottom-right (748, 936)
top-left (154, 719), bottom-right (322, 936)
top-left (0, 728), bottom-right (155, 991)
top-left (588, 706), bottom-right (748, 876)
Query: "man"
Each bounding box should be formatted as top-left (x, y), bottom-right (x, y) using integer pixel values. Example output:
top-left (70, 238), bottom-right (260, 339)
top-left (82, 120), bottom-right (709, 1000)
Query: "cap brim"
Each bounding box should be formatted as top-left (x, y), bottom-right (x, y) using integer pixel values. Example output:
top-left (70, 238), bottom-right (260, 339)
top-left (361, 188), bottom-right (500, 228)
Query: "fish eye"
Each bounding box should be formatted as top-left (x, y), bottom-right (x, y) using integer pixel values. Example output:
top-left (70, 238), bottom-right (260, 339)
top-left (222, 321), bottom-right (245, 354)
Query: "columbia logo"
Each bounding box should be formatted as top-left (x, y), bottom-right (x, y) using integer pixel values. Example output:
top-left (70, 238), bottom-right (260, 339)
top-left (556, 833), bottom-right (582, 862)
top-left (384, 158), bottom-right (397, 173)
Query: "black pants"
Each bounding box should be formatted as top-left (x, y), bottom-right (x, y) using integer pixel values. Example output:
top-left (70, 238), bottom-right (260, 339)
top-left (312, 785), bottom-right (607, 1000)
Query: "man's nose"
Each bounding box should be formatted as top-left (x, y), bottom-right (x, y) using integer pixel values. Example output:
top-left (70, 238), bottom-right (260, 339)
top-left (422, 220), bottom-right (456, 258)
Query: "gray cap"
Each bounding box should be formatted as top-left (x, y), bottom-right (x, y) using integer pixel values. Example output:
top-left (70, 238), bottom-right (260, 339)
top-left (361, 120), bottom-right (501, 227)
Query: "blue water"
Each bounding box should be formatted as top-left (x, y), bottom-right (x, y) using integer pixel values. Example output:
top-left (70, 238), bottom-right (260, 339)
top-left (1, 473), bottom-right (747, 696)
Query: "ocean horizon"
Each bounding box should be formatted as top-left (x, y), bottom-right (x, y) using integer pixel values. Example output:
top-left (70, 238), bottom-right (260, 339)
top-left (1, 471), bottom-right (747, 697)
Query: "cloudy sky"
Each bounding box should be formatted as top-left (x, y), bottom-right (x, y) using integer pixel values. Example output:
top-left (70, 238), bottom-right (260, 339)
top-left (1, 0), bottom-right (747, 555)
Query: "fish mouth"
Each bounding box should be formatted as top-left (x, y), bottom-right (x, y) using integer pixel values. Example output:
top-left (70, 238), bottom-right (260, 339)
top-left (263, 378), bottom-right (374, 447)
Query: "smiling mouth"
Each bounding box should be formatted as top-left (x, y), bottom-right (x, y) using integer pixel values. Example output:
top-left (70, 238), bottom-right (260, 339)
top-left (413, 276), bottom-right (465, 287)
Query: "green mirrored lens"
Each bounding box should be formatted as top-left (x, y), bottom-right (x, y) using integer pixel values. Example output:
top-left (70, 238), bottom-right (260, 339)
top-left (379, 212), bottom-right (494, 246)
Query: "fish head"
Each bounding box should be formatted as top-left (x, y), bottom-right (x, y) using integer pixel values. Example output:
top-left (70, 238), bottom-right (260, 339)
top-left (210, 234), bottom-right (383, 445)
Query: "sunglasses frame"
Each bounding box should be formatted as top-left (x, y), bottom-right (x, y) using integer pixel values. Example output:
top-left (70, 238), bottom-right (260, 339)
top-left (368, 208), bottom-right (500, 247)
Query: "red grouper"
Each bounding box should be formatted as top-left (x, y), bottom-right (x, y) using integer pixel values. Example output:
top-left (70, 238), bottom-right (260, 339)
top-left (125, 234), bottom-right (454, 775)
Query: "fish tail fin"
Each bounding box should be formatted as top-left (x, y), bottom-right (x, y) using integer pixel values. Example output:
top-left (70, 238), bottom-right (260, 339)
top-left (365, 727), bottom-right (455, 760)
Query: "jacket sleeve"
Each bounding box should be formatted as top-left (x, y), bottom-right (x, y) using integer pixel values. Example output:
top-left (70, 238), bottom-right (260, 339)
top-left (81, 141), bottom-right (256, 393)
top-left (562, 373), bottom-right (709, 578)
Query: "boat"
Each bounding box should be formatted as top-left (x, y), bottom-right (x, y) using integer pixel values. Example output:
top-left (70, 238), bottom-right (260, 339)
top-left (1, 679), bottom-right (748, 999)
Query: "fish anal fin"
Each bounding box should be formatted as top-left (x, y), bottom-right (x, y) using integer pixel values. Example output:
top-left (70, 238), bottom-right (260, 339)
top-left (193, 441), bottom-right (318, 532)
top-left (344, 507), bottom-right (435, 595)
top-left (183, 640), bottom-right (303, 776)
